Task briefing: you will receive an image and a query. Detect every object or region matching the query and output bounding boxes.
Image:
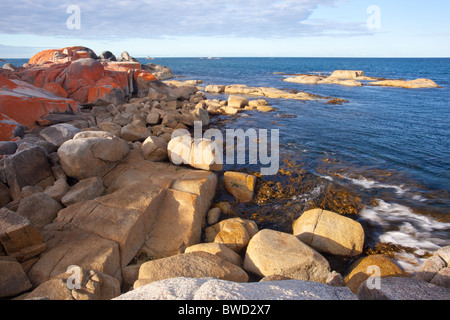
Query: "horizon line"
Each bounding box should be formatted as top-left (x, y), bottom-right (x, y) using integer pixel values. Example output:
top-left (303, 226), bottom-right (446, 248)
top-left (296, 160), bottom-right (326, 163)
top-left (2, 56), bottom-right (450, 60)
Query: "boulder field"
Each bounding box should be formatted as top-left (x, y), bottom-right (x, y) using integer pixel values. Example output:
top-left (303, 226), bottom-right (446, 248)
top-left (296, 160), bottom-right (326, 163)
top-left (0, 48), bottom-right (448, 301)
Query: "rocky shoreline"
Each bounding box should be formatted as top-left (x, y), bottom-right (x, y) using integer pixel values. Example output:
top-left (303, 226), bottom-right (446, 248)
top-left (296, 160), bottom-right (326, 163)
top-left (0, 47), bottom-right (449, 300)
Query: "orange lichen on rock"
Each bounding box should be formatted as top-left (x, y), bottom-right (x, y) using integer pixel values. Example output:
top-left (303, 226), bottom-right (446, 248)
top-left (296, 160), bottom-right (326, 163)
top-left (28, 46), bottom-right (96, 65)
top-left (0, 75), bottom-right (80, 130)
top-left (0, 112), bottom-right (24, 141)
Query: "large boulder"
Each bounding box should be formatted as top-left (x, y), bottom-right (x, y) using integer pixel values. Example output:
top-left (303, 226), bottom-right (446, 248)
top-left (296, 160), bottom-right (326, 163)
top-left (141, 135), bottom-right (168, 161)
top-left (27, 228), bottom-right (121, 287)
top-left (61, 176), bottom-right (105, 206)
top-left (416, 245), bottom-right (450, 288)
top-left (205, 217), bottom-right (258, 253)
top-left (243, 229), bottom-right (331, 283)
top-left (58, 131), bottom-right (130, 180)
top-left (228, 95), bottom-right (249, 108)
top-left (185, 243), bottom-right (243, 266)
top-left (0, 257), bottom-right (32, 298)
top-left (0, 75), bottom-right (80, 130)
top-left (344, 254), bottom-right (405, 294)
top-left (25, 267), bottom-right (121, 300)
top-left (16, 192), bottom-right (63, 227)
top-left (0, 113), bottom-right (24, 141)
top-left (134, 252), bottom-right (249, 288)
top-left (293, 208), bottom-right (365, 257)
top-left (168, 135), bottom-right (223, 171)
top-left (3, 146), bottom-right (54, 200)
top-left (39, 123), bottom-right (81, 147)
top-left (115, 277), bottom-right (357, 300)
top-left (0, 208), bottom-right (46, 262)
top-left (357, 276), bottom-right (450, 300)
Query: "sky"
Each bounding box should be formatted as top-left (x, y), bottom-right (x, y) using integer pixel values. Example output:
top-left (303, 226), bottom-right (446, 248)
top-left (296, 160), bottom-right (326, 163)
top-left (0, 0), bottom-right (449, 58)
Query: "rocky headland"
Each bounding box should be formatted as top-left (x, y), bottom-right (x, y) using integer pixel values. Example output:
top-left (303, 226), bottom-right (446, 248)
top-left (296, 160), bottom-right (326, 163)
top-left (0, 48), bottom-right (449, 301)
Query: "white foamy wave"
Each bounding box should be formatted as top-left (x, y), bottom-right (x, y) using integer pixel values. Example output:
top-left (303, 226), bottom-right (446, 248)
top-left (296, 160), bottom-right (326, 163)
top-left (342, 174), bottom-right (408, 195)
top-left (359, 200), bottom-right (450, 273)
top-left (317, 174), bottom-right (334, 181)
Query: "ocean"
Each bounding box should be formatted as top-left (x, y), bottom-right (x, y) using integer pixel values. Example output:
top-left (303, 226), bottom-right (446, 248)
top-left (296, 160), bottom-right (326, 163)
top-left (3, 57), bottom-right (449, 273)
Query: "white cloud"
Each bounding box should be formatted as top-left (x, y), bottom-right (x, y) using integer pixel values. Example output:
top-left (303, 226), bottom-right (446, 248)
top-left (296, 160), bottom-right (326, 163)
top-left (0, 0), bottom-right (369, 38)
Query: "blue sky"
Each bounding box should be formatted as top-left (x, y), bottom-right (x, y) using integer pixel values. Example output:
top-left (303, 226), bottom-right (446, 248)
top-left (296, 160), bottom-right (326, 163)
top-left (0, 0), bottom-right (449, 58)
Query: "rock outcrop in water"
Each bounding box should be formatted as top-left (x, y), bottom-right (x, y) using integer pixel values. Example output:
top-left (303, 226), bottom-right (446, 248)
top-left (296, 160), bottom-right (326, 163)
top-left (282, 70), bottom-right (441, 88)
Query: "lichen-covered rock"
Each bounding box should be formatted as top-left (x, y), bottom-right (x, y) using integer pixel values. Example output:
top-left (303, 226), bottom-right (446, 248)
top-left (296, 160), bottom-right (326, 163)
top-left (0, 74), bottom-right (79, 130)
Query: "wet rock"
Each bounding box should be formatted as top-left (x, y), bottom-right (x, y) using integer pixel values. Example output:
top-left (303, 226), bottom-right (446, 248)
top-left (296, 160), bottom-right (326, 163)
top-left (228, 95), bottom-right (248, 108)
top-left (223, 171), bottom-right (257, 203)
top-left (371, 78), bottom-right (440, 89)
top-left (243, 229), bottom-right (331, 283)
top-left (205, 85), bottom-right (226, 93)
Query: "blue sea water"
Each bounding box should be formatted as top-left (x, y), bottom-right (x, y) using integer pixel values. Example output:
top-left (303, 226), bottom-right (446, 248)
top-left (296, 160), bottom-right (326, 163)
top-left (3, 57), bottom-right (449, 271)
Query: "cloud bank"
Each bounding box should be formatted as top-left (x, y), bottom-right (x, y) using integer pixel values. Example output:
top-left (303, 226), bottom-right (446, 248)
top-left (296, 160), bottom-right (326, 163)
top-left (0, 0), bottom-right (370, 38)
